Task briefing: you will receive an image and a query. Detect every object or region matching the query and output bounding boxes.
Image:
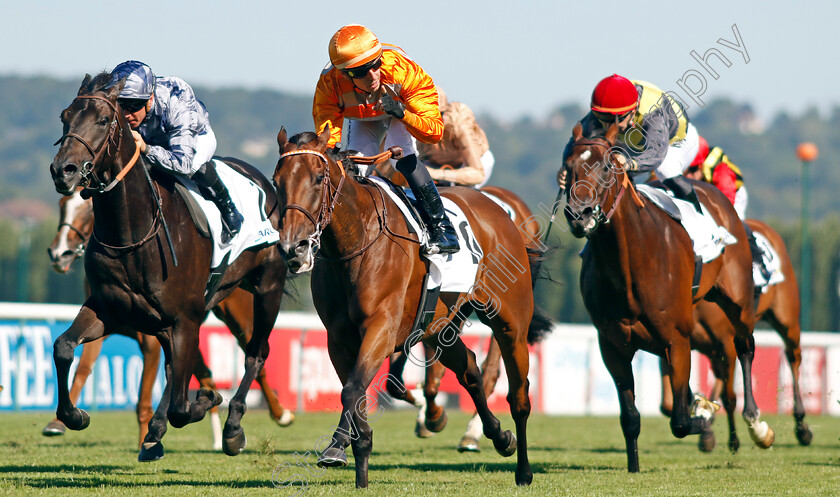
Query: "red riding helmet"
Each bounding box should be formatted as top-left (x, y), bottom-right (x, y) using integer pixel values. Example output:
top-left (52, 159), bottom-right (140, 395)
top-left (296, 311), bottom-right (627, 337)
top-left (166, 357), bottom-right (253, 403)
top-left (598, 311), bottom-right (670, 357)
top-left (591, 74), bottom-right (639, 115)
top-left (691, 135), bottom-right (710, 168)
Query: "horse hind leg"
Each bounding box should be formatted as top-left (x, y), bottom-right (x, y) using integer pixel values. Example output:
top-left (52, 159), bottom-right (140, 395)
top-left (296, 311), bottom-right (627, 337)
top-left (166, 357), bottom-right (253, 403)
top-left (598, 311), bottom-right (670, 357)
top-left (192, 347), bottom-right (223, 451)
top-left (765, 312), bottom-right (812, 445)
top-left (135, 333), bottom-right (162, 448)
top-left (459, 335), bottom-right (503, 452)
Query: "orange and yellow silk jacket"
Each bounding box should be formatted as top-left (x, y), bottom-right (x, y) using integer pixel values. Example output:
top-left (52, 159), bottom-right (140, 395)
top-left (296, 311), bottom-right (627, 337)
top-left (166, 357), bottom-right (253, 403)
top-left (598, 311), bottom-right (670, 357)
top-left (313, 44), bottom-right (443, 148)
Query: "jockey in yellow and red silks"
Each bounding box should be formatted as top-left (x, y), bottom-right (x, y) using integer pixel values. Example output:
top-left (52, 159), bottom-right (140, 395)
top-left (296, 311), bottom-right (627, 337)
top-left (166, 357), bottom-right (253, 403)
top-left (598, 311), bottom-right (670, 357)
top-left (312, 24), bottom-right (458, 255)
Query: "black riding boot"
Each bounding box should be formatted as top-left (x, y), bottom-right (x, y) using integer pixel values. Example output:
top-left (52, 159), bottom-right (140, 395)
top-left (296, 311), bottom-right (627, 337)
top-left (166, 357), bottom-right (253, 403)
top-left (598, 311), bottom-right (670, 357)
top-left (664, 176), bottom-right (703, 214)
top-left (743, 222), bottom-right (772, 282)
top-left (396, 155), bottom-right (460, 255)
top-left (192, 161), bottom-right (243, 244)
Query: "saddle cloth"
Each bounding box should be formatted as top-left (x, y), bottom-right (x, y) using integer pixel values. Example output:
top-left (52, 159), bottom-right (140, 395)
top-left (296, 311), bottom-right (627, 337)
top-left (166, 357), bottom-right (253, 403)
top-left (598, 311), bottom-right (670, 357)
top-left (366, 176), bottom-right (484, 293)
top-left (481, 191), bottom-right (516, 221)
top-left (752, 231), bottom-right (785, 291)
top-left (636, 184), bottom-right (736, 263)
top-left (176, 159), bottom-right (279, 269)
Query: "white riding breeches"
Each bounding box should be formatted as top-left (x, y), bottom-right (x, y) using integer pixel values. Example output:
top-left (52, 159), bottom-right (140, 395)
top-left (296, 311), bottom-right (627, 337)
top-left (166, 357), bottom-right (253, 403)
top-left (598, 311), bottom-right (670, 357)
top-left (654, 123), bottom-right (699, 180)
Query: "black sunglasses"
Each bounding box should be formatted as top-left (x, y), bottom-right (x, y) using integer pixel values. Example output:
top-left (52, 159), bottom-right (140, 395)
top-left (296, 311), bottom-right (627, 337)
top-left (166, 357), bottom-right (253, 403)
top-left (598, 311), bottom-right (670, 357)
top-left (593, 110), bottom-right (632, 125)
top-left (342, 57), bottom-right (382, 79)
top-left (118, 98), bottom-right (148, 113)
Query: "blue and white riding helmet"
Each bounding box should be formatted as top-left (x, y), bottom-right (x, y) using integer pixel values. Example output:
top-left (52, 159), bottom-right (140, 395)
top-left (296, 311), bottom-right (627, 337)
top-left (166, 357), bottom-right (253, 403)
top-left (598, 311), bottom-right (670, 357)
top-left (109, 60), bottom-right (156, 100)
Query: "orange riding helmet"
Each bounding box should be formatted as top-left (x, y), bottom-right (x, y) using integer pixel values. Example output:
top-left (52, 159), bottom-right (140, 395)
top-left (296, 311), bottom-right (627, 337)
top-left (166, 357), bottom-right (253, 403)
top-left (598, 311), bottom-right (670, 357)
top-left (591, 74), bottom-right (639, 115)
top-left (328, 24), bottom-right (383, 70)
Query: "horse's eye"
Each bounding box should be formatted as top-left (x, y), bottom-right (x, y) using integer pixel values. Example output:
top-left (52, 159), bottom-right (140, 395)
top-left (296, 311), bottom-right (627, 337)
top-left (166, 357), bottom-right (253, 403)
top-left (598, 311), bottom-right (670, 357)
top-left (97, 117), bottom-right (109, 126)
top-left (315, 174), bottom-right (325, 184)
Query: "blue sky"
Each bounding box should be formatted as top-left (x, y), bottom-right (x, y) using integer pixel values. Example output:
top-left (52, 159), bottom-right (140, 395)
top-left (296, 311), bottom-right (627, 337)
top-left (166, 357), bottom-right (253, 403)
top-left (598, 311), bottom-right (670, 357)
top-left (3, 1), bottom-right (837, 122)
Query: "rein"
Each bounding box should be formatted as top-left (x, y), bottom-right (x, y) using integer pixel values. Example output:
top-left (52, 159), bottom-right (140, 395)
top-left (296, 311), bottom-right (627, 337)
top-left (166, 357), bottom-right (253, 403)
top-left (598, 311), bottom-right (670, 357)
top-left (573, 138), bottom-right (645, 225)
top-left (278, 147), bottom-right (410, 261)
top-left (54, 94), bottom-right (141, 193)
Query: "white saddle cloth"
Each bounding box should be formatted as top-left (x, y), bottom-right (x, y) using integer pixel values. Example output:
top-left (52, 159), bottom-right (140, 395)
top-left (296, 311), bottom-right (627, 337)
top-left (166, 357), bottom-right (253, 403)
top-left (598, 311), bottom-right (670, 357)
top-left (177, 159), bottom-right (279, 269)
top-left (636, 185), bottom-right (737, 263)
top-left (752, 231), bottom-right (785, 291)
top-left (367, 177), bottom-right (483, 293)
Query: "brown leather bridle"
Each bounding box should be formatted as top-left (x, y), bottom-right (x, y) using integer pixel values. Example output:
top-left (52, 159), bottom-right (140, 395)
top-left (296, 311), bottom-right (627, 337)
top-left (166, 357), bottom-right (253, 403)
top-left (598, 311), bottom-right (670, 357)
top-left (568, 138), bottom-right (644, 229)
top-left (54, 94), bottom-right (140, 193)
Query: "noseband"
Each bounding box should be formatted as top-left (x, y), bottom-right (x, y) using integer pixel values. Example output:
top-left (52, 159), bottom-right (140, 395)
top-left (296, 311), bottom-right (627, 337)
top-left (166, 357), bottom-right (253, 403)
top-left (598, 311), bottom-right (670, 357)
top-left (277, 149), bottom-right (346, 253)
top-left (57, 222), bottom-right (90, 257)
top-left (54, 94), bottom-right (140, 193)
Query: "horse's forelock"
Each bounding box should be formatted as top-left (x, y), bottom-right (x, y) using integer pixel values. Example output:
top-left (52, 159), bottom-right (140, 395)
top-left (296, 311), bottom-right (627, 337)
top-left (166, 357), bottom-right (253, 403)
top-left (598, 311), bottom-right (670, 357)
top-left (289, 132), bottom-right (320, 147)
top-left (85, 72), bottom-right (115, 95)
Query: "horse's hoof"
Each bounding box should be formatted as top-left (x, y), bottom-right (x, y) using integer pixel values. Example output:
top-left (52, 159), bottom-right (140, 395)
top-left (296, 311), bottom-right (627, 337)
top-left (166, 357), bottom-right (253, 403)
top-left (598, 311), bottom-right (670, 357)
top-left (138, 442), bottom-right (165, 462)
top-left (42, 420), bottom-right (66, 437)
top-left (698, 430), bottom-right (716, 452)
top-left (273, 409), bottom-right (295, 427)
top-left (795, 424), bottom-right (813, 446)
top-left (729, 437), bottom-right (740, 454)
top-left (457, 435), bottom-right (480, 452)
top-left (223, 430), bottom-right (247, 456)
top-left (317, 447), bottom-right (348, 468)
top-left (748, 421), bottom-right (775, 449)
top-left (61, 408), bottom-right (90, 431)
top-left (515, 469), bottom-right (533, 486)
top-left (424, 410), bottom-right (448, 433)
top-left (415, 420), bottom-right (434, 438)
top-left (493, 430), bottom-right (517, 457)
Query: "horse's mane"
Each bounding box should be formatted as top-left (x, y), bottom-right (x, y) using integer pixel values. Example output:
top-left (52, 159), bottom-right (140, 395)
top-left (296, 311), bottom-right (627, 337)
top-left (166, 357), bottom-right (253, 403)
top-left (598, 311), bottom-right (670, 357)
top-left (84, 71), bottom-right (116, 95)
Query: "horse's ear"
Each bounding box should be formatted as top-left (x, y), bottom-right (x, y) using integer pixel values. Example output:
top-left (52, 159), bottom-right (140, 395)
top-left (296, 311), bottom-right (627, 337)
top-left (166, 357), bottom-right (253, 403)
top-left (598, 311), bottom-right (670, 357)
top-left (605, 123), bottom-right (619, 145)
top-left (77, 74), bottom-right (93, 95)
top-left (317, 124), bottom-right (331, 150)
top-left (277, 127), bottom-right (288, 152)
top-left (105, 77), bottom-right (126, 102)
top-left (572, 123), bottom-right (583, 141)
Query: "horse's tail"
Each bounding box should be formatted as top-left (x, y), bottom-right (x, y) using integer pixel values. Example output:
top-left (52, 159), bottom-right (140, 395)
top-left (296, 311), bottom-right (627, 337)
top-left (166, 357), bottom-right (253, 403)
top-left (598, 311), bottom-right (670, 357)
top-left (526, 246), bottom-right (555, 344)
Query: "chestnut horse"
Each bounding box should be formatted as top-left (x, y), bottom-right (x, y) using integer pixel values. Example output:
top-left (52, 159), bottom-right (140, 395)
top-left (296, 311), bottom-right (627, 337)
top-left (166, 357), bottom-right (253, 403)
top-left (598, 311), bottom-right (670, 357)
top-left (561, 123), bottom-right (774, 472)
top-left (660, 219), bottom-right (812, 448)
top-left (49, 72), bottom-right (287, 461)
top-left (273, 128), bottom-right (536, 488)
top-left (384, 185), bottom-right (549, 452)
top-left (43, 190), bottom-right (294, 445)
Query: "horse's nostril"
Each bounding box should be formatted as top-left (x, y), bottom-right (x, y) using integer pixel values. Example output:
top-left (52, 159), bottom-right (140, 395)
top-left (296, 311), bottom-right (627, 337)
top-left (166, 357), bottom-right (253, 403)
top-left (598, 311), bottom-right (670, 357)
top-left (294, 240), bottom-right (310, 256)
top-left (63, 164), bottom-right (78, 175)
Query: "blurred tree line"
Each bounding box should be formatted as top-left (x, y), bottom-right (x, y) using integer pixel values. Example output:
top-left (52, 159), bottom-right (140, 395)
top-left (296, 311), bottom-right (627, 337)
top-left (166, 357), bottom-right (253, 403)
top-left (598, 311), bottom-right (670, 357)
top-left (1, 75), bottom-right (838, 330)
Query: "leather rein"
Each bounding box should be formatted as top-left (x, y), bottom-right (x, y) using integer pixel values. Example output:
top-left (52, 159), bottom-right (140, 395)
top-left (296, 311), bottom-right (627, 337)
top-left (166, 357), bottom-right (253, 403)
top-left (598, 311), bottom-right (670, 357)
top-left (54, 95), bottom-right (141, 193)
top-left (277, 148), bottom-right (406, 261)
top-left (571, 138), bottom-right (644, 225)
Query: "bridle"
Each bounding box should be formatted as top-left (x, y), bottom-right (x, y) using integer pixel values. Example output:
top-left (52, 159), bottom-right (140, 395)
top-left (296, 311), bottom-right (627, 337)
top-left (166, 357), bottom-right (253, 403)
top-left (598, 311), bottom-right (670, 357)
top-left (277, 149), bottom-right (347, 254)
top-left (568, 138), bottom-right (644, 229)
top-left (57, 221), bottom-right (90, 258)
top-left (54, 94), bottom-right (140, 193)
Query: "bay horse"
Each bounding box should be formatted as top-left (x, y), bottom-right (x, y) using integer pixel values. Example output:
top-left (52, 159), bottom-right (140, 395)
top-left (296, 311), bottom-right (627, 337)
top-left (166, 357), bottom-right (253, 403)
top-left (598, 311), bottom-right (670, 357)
top-left (383, 184), bottom-right (550, 451)
top-left (273, 127), bottom-right (536, 488)
top-left (48, 72), bottom-right (287, 461)
top-left (43, 189), bottom-right (294, 446)
top-left (660, 218), bottom-right (812, 448)
top-left (561, 123), bottom-right (774, 472)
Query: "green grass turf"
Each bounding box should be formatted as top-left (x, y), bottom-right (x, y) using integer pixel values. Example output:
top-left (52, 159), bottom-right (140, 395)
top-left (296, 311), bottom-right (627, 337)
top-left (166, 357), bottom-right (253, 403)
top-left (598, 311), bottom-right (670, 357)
top-left (1, 409), bottom-right (839, 496)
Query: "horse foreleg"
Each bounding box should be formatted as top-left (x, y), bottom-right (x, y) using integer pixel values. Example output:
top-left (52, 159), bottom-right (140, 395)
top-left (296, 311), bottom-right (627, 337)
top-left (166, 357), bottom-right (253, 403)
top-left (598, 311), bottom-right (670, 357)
top-left (667, 340), bottom-right (708, 439)
top-left (422, 345), bottom-right (448, 434)
top-left (716, 340), bottom-right (740, 453)
top-left (599, 335), bottom-right (641, 473)
top-left (53, 304), bottom-right (106, 431)
top-left (222, 291), bottom-right (282, 457)
top-left (135, 333), bottom-right (161, 448)
top-left (166, 320), bottom-right (219, 429)
top-left (658, 356), bottom-right (674, 417)
top-left (43, 337), bottom-right (104, 436)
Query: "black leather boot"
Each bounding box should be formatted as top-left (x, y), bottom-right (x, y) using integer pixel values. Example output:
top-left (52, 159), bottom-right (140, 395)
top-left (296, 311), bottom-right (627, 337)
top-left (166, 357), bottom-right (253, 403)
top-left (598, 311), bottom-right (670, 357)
top-left (664, 176), bottom-right (703, 214)
top-left (414, 181), bottom-right (460, 255)
top-left (193, 161), bottom-right (243, 244)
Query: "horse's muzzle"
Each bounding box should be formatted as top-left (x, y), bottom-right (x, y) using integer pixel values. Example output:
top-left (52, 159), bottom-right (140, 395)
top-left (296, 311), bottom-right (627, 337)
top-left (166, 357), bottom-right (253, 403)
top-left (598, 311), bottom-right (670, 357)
top-left (278, 239), bottom-right (315, 274)
top-left (565, 205), bottom-right (598, 238)
top-left (50, 160), bottom-right (83, 196)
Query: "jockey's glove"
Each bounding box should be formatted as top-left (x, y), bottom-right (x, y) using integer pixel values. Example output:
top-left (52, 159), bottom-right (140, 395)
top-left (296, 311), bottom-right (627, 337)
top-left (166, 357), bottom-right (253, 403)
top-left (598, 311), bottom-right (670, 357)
top-left (380, 93), bottom-right (406, 119)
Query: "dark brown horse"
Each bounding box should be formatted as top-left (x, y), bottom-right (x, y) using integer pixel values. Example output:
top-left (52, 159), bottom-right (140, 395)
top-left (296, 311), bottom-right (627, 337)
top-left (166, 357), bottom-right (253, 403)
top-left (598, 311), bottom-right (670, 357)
top-left (273, 128), bottom-right (537, 488)
top-left (43, 189), bottom-right (294, 445)
top-left (48, 72), bottom-right (287, 461)
top-left (561, 123), bottom-right (774, 472)
top-left (660, 219), bottom-right (811, 448)
top-left (385, 185), bottom-right (549, 451)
